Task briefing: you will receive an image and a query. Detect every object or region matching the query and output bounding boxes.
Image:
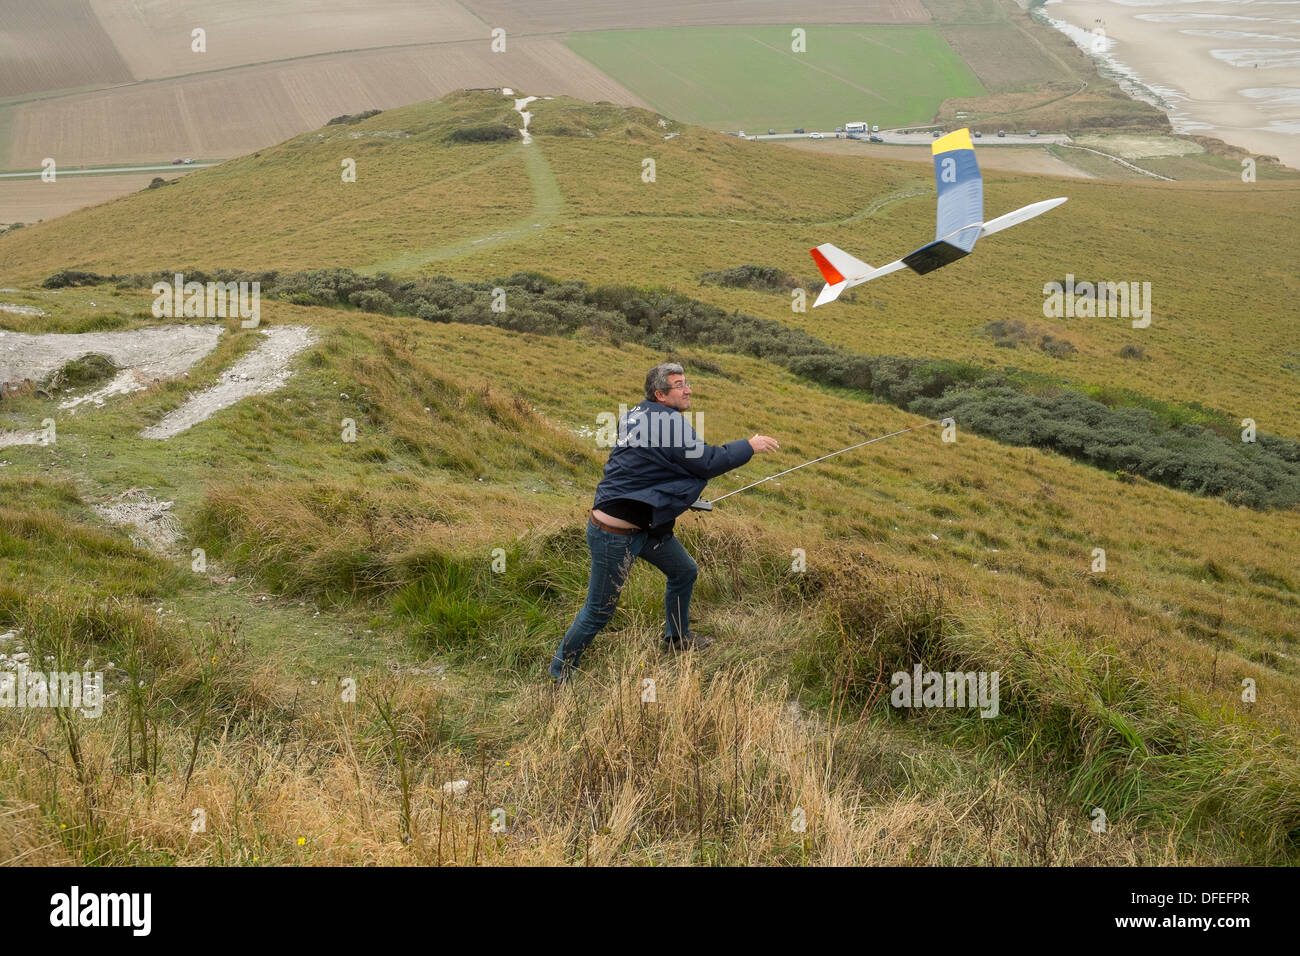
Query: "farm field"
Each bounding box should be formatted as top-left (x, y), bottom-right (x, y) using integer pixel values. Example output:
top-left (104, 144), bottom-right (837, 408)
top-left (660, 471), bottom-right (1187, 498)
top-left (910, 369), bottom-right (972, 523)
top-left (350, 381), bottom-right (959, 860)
top-left (0, 170), bottom-right (200, 226)
top-left (1, 38), bottom-right (646, 170)
top-left (1, 0), bottom-right (1179, 223)
top-left (86, 0), bottom-right (487, 80)
top-left (460, 0), bottom-right (930, 32)
top-left (0, 0), bottom-right (132, 98)
top-left (563, 25), bottom-right (986, 131)
top-left (936, 22), bottom-right (1074, 93)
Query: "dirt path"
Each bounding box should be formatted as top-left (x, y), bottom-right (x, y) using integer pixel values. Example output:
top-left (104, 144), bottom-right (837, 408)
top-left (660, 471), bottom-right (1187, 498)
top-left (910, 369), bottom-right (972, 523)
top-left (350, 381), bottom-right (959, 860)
top-left (1054, 144), bottom-right (1174, 181)
top-left (364, 93), bottom-right (566, 273)
top-left (140, 326), bottom-right (316, 439)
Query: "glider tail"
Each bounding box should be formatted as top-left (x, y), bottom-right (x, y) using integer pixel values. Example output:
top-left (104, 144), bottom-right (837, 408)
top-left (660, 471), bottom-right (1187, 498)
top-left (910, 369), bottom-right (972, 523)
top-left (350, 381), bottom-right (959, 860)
top-left (810, 243), bottom-right (871, 306)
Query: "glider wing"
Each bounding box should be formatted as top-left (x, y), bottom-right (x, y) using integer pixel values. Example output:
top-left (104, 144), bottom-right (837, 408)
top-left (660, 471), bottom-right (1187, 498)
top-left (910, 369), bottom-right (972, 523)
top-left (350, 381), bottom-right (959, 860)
top-left (900, 128), bottom-right (984, 275)
top-left (980, 196), bottom-right (1068, 238)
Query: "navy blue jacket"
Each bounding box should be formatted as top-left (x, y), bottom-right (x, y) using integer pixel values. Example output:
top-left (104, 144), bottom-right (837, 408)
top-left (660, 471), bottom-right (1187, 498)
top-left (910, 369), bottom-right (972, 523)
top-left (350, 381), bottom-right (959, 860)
top-left (593, 400), bottom-right (754, 528)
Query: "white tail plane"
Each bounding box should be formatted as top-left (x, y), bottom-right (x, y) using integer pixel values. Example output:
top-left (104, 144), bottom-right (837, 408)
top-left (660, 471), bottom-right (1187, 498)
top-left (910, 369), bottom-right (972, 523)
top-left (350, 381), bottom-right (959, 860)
top-left (810, 129), bottom-right (1067, 306)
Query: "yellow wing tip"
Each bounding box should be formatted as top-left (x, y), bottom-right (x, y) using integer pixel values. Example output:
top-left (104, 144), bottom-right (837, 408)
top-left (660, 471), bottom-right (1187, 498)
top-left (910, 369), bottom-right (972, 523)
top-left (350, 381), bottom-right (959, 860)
top-left (933, 128), bottom-right (973, 154)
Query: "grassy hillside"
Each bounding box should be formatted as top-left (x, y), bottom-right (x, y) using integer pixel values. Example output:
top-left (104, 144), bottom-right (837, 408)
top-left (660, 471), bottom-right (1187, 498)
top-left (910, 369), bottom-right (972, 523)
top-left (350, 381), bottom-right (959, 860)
top-left (0, 91), bottom-right (1296, 865)
top-left (5, 93), bottom-right (1294, 439)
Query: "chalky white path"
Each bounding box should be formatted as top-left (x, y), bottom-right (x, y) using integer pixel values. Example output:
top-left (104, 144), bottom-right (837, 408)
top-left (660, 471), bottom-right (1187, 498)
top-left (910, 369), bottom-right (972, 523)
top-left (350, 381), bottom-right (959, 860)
top-left (0, 324), bottom-right (317, 445)
top-left (0, 324), bottom-right (225, 446)
top-left (140, 326), bottom-right (317, 439)
top-left (0, 324), bottom-right (224, 399)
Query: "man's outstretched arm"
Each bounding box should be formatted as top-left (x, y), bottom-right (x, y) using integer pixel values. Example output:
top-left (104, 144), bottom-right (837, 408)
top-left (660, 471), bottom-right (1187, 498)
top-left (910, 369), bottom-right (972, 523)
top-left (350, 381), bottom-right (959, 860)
top-left (668, 429), bottom-right (779, 480)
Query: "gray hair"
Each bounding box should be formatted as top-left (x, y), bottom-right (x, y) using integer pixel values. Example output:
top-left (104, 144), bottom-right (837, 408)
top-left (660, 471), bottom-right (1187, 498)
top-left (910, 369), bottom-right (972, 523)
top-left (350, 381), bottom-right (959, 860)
top-left (645, 362), bottom-right (684, 402)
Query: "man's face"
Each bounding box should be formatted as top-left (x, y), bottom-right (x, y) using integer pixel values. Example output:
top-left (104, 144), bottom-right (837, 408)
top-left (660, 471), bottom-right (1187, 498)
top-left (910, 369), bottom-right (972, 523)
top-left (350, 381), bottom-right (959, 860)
top-left (655, 373), bottom-right (691, 411)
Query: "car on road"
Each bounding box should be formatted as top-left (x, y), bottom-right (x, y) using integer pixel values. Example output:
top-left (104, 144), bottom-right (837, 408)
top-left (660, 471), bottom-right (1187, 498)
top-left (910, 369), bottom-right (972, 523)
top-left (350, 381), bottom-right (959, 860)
top-left (793, 128), bottom-right (805, 134)
top-left (932, 130), bottom-right (941, 138)
top-left (768, 128), bottom-right (775, 135)
top-left (183, 158), bottom-right (194, 164)
top-left (973, 130), bottom-right (982, 138)
top-left (997, 130), bottom-right (1006, 137)
top-left (1029, 129), bottom-right (1038, 137)
top-left (809, 132), bottom-right (824, 139)
top-left (171, 158), bottom-right (183, 164)
top-left (869, 135), bottom-right (883, 143)
top-left (871, 125), bottom-right (879, 133)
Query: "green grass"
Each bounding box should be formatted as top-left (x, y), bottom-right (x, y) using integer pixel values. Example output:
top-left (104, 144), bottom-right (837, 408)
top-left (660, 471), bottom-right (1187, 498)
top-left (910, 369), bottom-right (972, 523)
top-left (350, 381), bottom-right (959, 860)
top-left (564, 26), bottom-right (986, 131)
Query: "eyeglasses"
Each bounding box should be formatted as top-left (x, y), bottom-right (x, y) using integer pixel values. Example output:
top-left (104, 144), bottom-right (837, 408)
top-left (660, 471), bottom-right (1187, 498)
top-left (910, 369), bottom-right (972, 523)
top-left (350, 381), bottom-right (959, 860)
top-left (663, 381), bottom-right (691, 390)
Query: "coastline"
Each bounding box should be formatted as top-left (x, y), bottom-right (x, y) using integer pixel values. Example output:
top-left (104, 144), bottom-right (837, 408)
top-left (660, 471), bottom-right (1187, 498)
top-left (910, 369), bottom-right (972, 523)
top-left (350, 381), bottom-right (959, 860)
top-left (1033, 0), bottom-right (1300, 169)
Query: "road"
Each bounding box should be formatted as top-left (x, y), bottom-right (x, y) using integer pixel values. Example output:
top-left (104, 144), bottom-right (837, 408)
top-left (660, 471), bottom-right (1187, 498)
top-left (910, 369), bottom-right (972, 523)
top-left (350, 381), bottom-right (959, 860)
top-left (739, 130), bottom-right (1072, 146)
top-left (0, 163), bottom-right (217, 179)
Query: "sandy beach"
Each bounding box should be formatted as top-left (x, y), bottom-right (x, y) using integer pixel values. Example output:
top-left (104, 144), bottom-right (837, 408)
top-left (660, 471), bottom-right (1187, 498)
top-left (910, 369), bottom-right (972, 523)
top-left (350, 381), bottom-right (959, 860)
top-left (1040, 0), bottom-right (1300, 169)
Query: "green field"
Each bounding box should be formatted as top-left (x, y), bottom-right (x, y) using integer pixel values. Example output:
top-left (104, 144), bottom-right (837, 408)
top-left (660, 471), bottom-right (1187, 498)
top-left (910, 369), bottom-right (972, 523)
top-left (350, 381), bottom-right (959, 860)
top-left (564, 26), bottom-right (986, 131)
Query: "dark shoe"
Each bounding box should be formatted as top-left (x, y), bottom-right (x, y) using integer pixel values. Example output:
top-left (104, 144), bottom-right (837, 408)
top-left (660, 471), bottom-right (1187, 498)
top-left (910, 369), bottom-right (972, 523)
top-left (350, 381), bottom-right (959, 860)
top-left (548, 657), bottom-right (574, 685)
top-left (662, 630), bottom-right (713, 651)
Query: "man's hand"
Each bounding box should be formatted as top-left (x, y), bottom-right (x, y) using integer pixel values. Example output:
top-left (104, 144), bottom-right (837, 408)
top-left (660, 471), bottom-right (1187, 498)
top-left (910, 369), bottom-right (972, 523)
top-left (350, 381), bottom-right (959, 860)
top-left (748, 434), bottom-right (780, 454)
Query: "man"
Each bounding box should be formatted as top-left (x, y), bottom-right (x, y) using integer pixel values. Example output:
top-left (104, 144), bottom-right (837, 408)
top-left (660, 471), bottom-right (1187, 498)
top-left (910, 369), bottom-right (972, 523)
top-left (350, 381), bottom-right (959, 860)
top-left (549, 363), bottom-right (779, 683)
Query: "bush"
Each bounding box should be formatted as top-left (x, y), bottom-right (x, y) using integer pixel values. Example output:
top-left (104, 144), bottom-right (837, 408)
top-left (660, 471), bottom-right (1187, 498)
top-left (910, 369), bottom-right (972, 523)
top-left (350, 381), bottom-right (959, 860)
top-left (1119, 344), bottom-right (1146, 360)
top-left (982, 319), bottom-right (1032, 348)
top-left (42, 270), bottom-right (116, 288)
top-left (1039, 335), bottom-right (1077, 359)
top-left (447, 124), bottom-right (517, 143)
top-left (698, 264), bottom-right (803, 293)
top-left (911, 385), bottom-right (1300, 508)
top-left (325, 109), bottom-right (382, 126)
top-left (347, 290), bottom-right (396, 315)
top-left (43, 353), bottom-right (117, 392)
top-left (93, 265), bottom-right (1300, 510)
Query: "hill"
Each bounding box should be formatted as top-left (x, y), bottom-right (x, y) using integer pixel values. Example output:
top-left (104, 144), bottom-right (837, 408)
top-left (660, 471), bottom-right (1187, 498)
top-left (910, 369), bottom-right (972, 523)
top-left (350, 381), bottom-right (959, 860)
top-left (0, 91), bottom-right (1297, 865)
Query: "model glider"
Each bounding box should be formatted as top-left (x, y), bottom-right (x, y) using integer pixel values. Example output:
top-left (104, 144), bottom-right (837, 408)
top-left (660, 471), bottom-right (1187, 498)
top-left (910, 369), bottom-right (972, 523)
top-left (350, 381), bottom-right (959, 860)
top-left (809, 128), bottom-right (1067, 307)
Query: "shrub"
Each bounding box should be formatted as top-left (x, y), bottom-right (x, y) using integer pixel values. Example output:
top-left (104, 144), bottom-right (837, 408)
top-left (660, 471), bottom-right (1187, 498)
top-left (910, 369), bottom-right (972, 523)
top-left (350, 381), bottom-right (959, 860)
top-left (347, 289), bottom-right (396, 315)
top-left (447, 124), bottom-right (517, 143)
top-left (325, 109), bottom-right (382, 126)
top-left (91, 265), bottom-right (1300, 510)
top-left (42, 269), bottom-right (116, 288)
top-left (1039, 335), bottom-right (1077, 359)
top-left (698, 264), bottom-right (804, 293)
top-left (982, 319), bottom-right (1032, 348)
top-left (43, 353), bottom-right (117, 392)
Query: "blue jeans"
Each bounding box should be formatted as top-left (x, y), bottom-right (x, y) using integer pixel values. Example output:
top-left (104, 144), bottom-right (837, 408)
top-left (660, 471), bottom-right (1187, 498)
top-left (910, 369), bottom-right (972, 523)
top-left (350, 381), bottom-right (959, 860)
top-left (549, 519), bottom-right (698, 679)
